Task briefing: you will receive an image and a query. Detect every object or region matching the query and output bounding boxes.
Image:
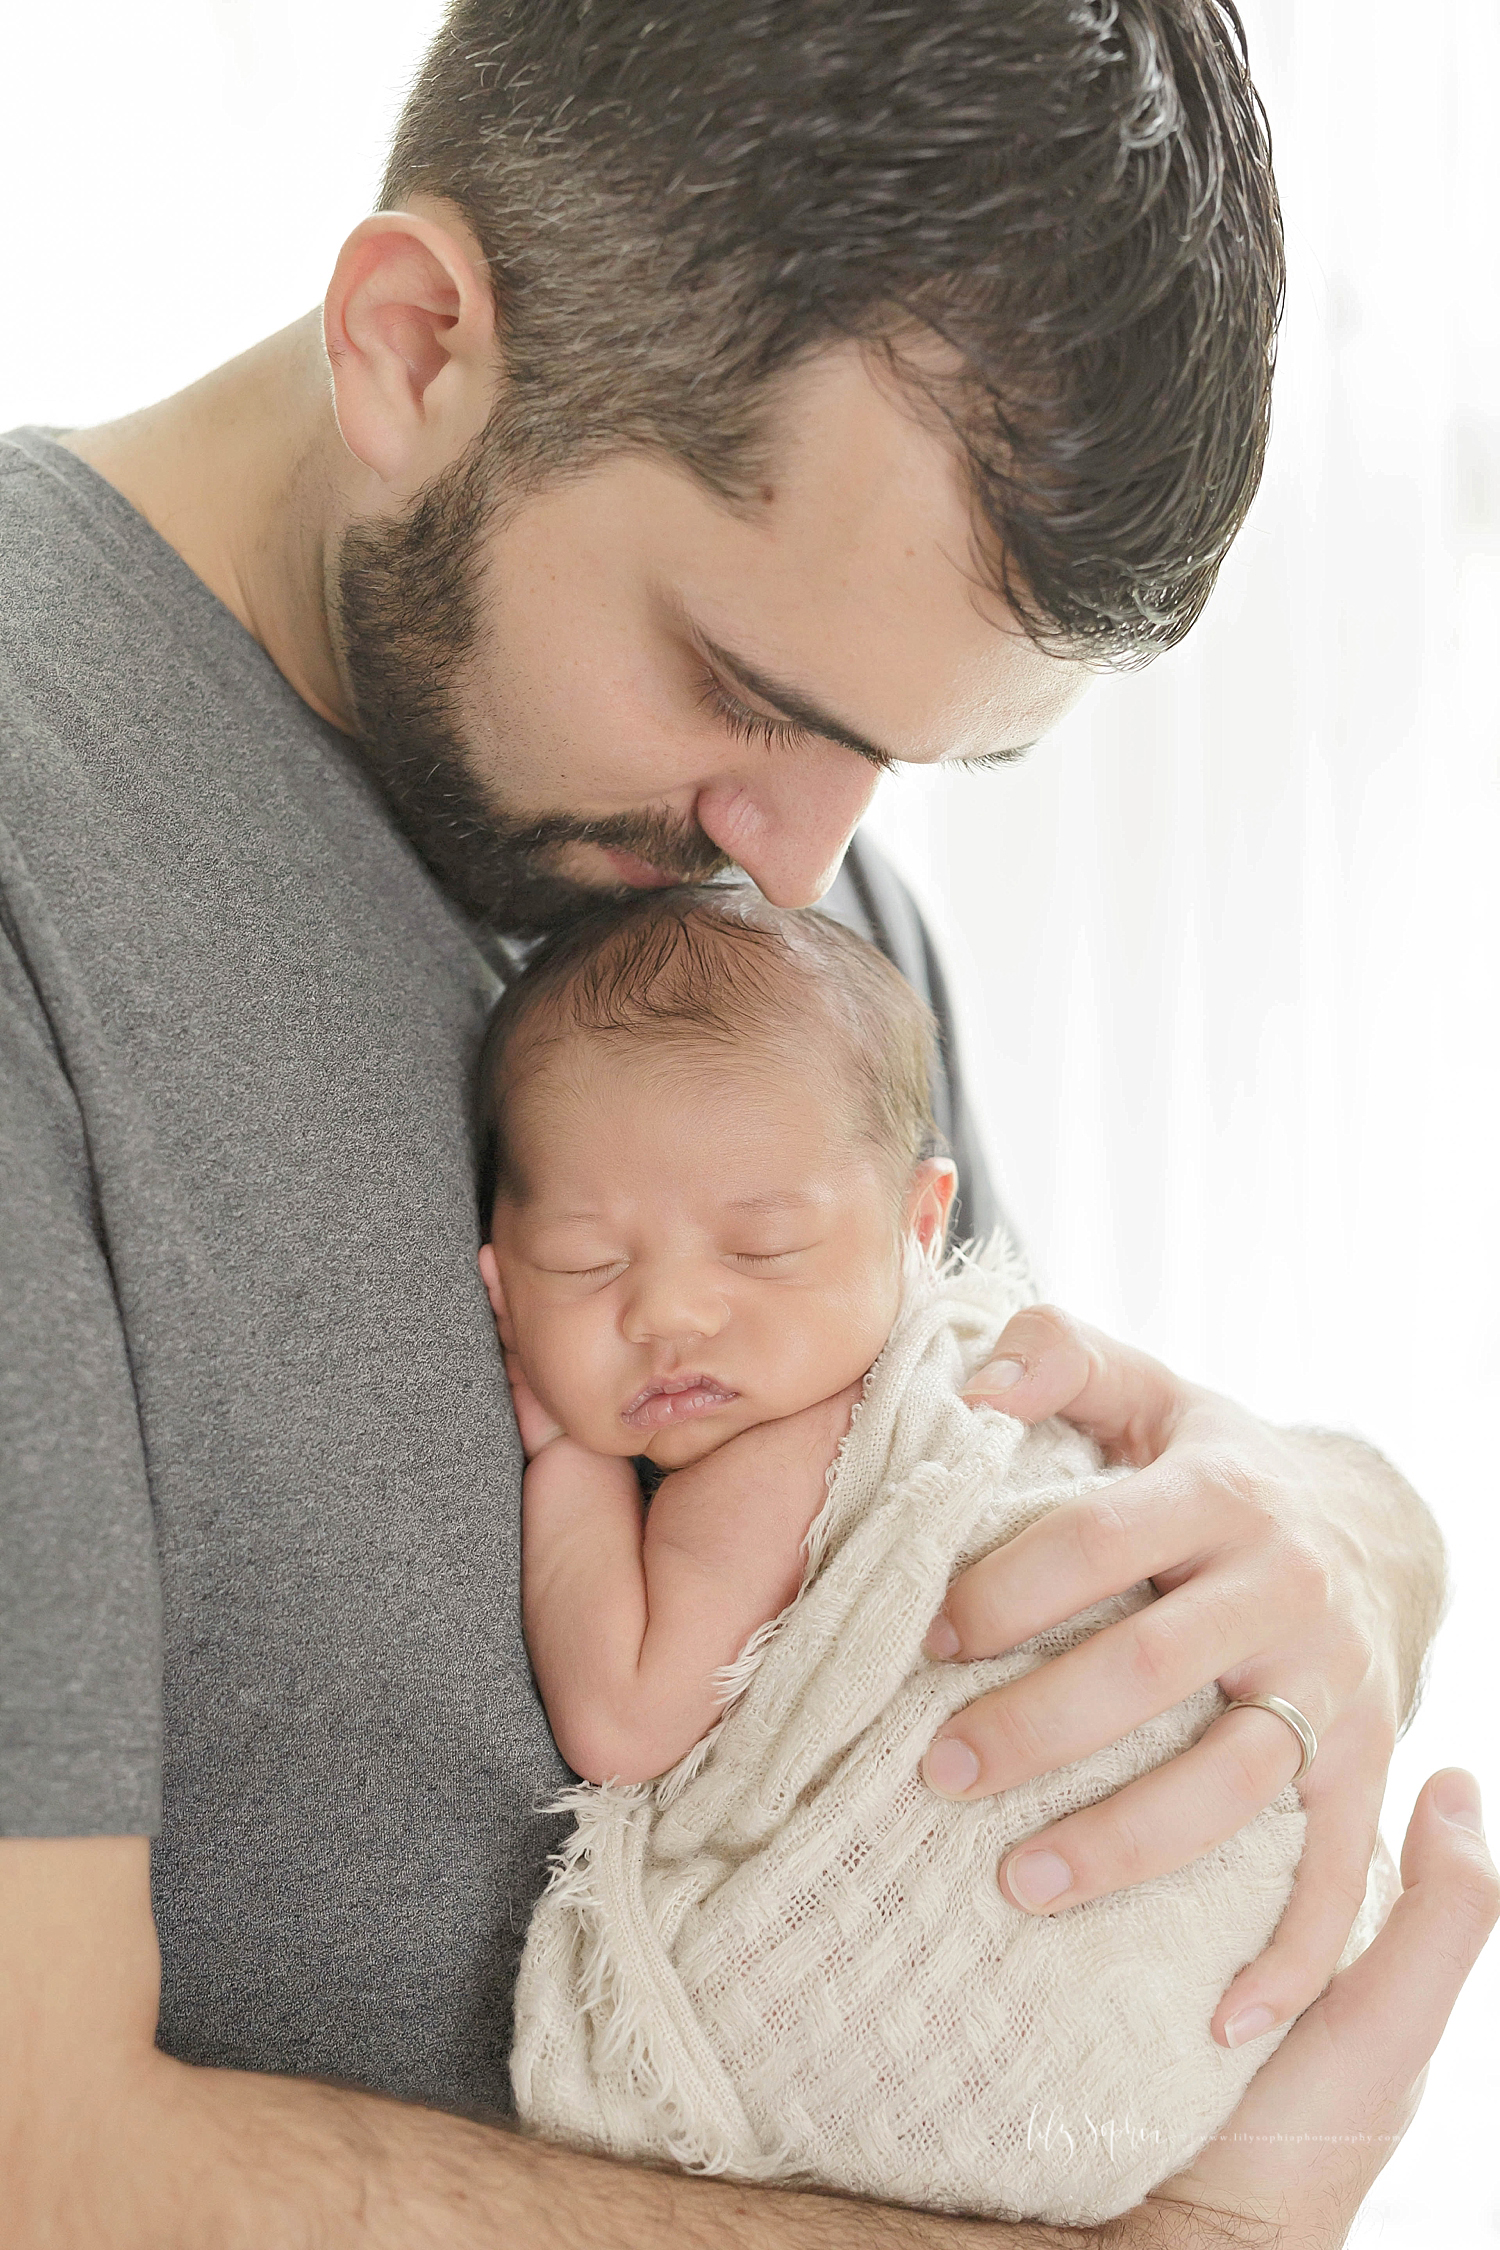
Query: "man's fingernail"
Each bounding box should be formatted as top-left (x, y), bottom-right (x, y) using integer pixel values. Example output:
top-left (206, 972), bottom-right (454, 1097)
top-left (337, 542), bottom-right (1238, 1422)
top-left (923, 1737), bottom-right (981, 1796)
top-left (1433, 1770), bottom-right (1485, 1834)
top-left (975, 1358), bottom-right (1025, 1393)
top-left (923, 1612), bottom-right (961, 1660)
top-left (1223, 2004), bottom-right (1278, 2048)
top-left (1003, 1848), bottom-right (1072, 1911)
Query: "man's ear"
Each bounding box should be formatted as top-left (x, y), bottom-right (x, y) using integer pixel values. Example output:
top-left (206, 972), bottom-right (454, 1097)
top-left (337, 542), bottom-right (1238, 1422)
top-left (323, 195), bottom-right (499, 498)
top-left (906, 1157), bottom-right (958, 1253)
top-left (477, 1242), bottom-right (518, 1349)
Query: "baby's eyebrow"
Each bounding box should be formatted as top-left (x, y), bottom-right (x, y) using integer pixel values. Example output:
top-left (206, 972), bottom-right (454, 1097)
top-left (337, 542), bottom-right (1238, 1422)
top-left (724, 1190), bottom-right (818, 1214)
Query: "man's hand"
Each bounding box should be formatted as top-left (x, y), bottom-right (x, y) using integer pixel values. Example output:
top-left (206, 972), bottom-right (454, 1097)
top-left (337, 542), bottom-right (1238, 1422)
top-left (1150, 1769), bottom-right (1497, 2247)
top-left (921, 1305), bottom-right (1446, 2049)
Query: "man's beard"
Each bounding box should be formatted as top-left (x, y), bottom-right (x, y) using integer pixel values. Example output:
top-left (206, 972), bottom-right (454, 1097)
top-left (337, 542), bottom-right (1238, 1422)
top-left (333, 437), bottom-right (731, 935)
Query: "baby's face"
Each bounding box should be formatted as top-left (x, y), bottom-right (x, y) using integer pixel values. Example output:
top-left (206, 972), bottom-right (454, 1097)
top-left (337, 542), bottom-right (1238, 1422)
top-left (484, 1038), bottom-right (935, 1469)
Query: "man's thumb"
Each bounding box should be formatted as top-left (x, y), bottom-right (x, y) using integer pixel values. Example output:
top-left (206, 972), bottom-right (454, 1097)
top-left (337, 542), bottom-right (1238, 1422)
top-left (961, 1304), bottom-right (1178, 1458)
top-left (1324, 1770), bottom-right (1498, 2067)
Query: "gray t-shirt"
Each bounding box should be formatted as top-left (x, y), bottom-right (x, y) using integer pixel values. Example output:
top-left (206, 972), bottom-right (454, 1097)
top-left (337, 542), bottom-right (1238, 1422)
top-left (0, 429), bottom-right (570, 2114)
top-left (0, 426), bottom-right (999, 2119)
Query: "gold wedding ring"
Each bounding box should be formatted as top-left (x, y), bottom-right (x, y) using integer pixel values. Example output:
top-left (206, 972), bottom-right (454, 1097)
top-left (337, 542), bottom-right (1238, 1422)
top-left (1224, 1693), bottom-right (1318, 1783)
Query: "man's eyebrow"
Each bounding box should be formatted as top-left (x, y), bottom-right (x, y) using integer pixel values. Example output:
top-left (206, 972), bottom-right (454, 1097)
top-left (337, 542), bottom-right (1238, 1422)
top-left (696, 632), bottom-right (899, 773)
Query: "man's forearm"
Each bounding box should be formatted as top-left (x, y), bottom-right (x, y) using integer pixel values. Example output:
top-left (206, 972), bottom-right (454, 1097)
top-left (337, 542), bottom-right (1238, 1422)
top-left (80, 2054), bottom-right (1266, 2250)
top-left (1286, 1426), bottom-right (1448, 1728)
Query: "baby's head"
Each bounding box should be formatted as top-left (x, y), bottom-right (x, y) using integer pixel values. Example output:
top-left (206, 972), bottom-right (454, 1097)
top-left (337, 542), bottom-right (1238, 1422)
top-left (476, 888), bottom-right (957, 1468)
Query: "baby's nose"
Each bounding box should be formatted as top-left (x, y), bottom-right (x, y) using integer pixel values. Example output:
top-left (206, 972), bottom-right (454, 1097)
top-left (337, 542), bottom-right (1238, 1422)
top-left (621, 1265), bottom-right (731, 1343)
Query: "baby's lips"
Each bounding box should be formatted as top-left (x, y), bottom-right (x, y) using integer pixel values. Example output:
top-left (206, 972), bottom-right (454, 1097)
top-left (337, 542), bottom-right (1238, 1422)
top-left (620, 1376), bottom-right (739, 1431)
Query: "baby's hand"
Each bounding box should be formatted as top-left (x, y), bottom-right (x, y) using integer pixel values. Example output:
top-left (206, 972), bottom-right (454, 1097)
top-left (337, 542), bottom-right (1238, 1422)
top-left (727, 1379), bottom-right (864, 1494)
top-left (503, 1351), bottom-right (568, 1459)
top-left (520, 1376), bottom-right (866, 1784)
top-left (649, 1379), bottom-right (864, 1562)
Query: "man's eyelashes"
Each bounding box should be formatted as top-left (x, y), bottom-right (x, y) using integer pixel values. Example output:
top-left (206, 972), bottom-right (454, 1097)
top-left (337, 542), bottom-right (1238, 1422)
top-left (698, 669), bottom-right (814, 753)
top-left (697, 668), bottom-right (896, 772)
top-left (697, 665), bottom-right (1028, 778)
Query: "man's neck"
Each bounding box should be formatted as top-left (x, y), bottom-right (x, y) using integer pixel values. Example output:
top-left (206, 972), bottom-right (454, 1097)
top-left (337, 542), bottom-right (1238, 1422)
top-left (60, 313), bottom-right (356, 735)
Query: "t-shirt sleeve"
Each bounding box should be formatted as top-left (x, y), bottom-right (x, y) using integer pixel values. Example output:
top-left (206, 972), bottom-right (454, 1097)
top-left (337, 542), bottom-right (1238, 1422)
top-left (0, 917), bottom-right (161, 1835)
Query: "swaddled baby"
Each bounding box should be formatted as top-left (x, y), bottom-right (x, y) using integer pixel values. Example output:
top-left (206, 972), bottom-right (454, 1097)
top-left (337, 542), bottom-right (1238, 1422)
top-left (478, 887), bottom-right (1371, 2226)
top-left (477, 885), bottom-right (959, 1790)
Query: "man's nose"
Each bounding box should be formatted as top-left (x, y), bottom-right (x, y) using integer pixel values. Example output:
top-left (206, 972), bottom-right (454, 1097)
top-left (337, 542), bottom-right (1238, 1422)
top-left (621, 1263), bottom-right (731, 1345)
top-left (695, 749), bottom-right (882, 908)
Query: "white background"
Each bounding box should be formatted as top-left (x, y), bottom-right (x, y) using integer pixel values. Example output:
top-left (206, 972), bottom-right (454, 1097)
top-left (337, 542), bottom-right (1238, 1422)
top-left (3, 4), bottom-right (1495, 2241)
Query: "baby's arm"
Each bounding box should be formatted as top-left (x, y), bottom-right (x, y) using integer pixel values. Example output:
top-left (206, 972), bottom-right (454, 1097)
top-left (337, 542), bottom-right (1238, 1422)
top-left (512, 1361), bottom-right (856, 1784)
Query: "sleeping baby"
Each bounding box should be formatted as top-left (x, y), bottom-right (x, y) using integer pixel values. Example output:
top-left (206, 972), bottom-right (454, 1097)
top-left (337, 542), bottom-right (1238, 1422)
top-left (477, 885), bottom-right (1383, 2228)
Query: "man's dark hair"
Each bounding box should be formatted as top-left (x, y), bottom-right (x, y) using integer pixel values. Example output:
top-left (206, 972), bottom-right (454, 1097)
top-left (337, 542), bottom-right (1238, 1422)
top-left (383, 0), bottom-right (1283, 662)
top-left (475, 886), bottom-right (940, 1216)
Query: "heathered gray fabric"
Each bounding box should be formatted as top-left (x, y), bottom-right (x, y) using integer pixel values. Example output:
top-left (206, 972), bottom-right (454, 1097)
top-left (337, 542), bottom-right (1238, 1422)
top-left (820, 846), bottom-right (1000, 1253)
top-left (0, 429), bottom-right (570, 2115)
top-left (0, 424), bottom-right (1000, 2120)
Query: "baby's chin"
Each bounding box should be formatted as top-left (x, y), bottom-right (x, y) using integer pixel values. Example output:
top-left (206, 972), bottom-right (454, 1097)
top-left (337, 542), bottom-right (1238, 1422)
top-left (631, 1382), bottom-right (834, 1470)
top-left (635, 1416), bottom-right (749, 1471)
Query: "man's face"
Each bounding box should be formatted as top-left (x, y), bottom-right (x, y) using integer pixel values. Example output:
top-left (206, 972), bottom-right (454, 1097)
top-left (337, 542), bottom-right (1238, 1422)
top-left (335, 344), bottom-right (1091, 929)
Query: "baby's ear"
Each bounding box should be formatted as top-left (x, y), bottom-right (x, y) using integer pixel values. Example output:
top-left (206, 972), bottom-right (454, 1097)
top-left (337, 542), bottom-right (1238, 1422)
top-left (906, 1157), bottom-right (958, 1253)
top-left (477, 1241), bottom-right (518, 1349)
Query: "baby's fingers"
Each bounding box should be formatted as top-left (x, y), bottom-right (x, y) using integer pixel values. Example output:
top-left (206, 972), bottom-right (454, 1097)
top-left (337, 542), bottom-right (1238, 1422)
top-left (504, 1351), bottom-right (567, 1456)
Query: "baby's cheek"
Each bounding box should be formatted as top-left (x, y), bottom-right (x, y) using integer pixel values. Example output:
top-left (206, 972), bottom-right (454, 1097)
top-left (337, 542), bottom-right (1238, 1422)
top-left (525, 1310), bottom-right (635, 1453)
top-left (516, 1312), bottom-right (591, 1421)
top-left (758, 1293), bottom-right (877, 1409)
top-left (803, 1278), bottom-right (898, 1395)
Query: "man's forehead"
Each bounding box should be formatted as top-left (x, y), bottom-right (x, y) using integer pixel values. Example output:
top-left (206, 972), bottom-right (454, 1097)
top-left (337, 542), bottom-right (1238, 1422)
top-left (680, 342), bottom-right (1091, 765)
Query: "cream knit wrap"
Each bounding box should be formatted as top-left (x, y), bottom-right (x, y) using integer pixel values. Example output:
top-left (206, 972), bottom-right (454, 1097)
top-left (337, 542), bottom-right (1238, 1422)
top-left (511, 1246), bottom-right (1390, 2227)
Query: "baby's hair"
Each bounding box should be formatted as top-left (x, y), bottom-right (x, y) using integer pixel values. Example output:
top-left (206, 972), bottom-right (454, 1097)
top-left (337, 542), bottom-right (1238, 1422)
top-left (475, 885), bottom-right (941, 1216)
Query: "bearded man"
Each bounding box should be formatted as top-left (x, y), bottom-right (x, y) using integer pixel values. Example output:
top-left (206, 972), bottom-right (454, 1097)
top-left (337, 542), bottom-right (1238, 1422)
top-left (1, 4), bottom-right (1492, 2245)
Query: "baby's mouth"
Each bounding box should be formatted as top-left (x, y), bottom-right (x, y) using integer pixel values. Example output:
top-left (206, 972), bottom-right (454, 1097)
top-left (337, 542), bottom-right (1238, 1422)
top-left (621, 1373), bottom-right (740, 1431)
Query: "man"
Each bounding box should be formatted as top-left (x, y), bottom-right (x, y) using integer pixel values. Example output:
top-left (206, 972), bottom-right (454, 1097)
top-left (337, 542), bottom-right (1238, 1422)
top-left (1, 2), bottom-right (1492, 2243)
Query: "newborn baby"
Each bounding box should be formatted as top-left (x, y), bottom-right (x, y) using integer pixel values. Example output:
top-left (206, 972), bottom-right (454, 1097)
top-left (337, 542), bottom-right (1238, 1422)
top-left (480, 886), bottom-right (1379, 2226)
top-left (477, 886), bottom-right (956, 1786)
